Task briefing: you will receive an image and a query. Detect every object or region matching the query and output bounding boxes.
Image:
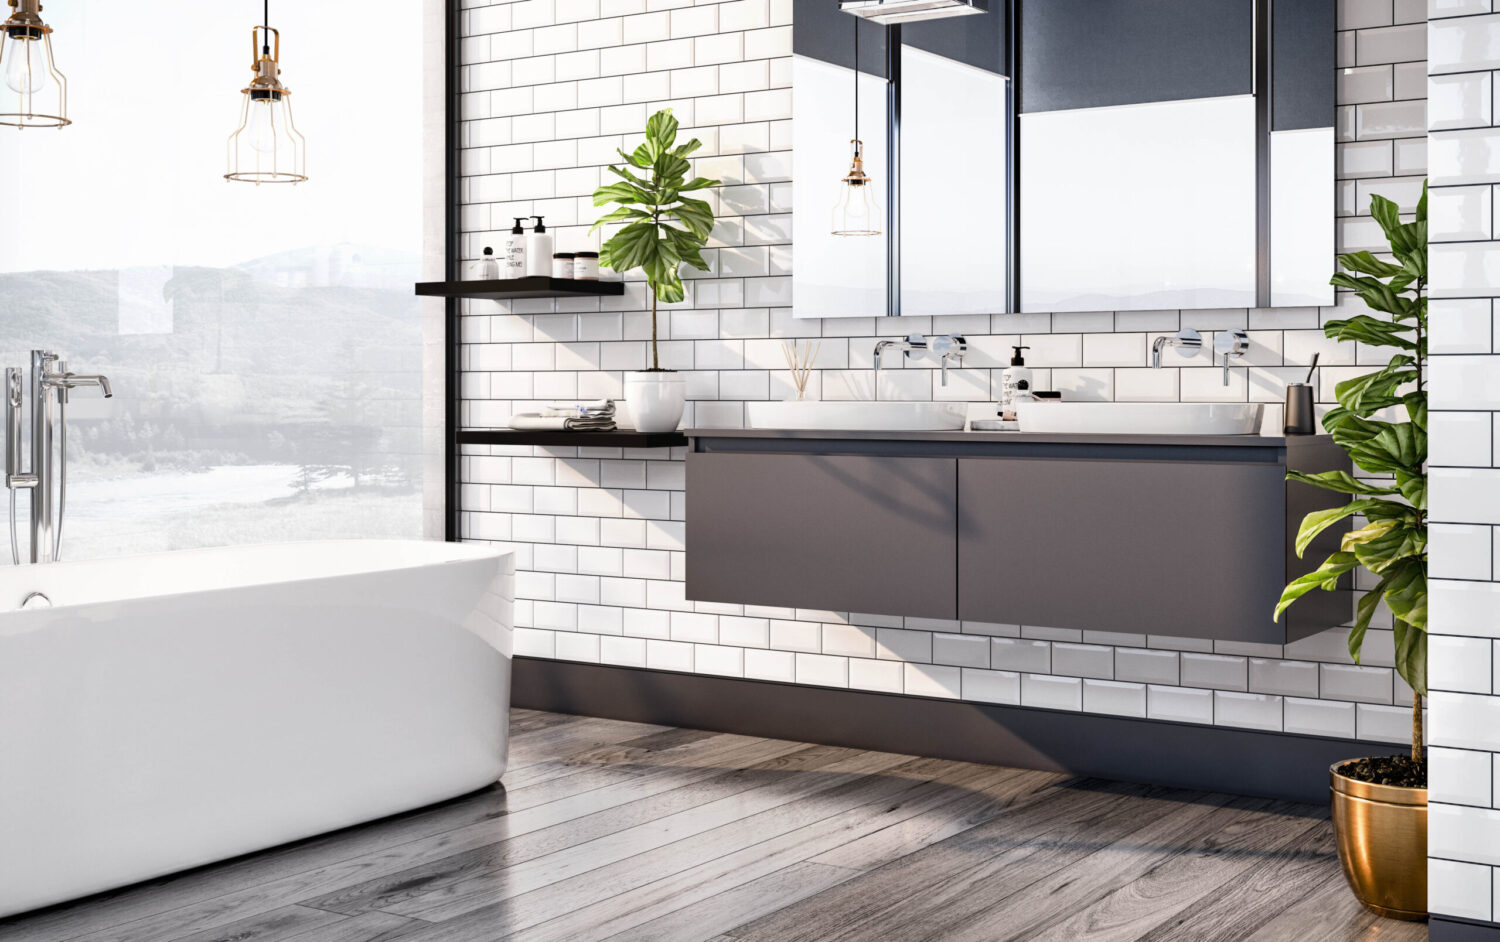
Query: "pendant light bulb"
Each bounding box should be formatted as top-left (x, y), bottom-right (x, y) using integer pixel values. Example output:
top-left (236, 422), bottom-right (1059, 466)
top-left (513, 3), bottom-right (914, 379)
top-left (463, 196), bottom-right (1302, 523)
top-left (0, 0), bottom-right (70, 129)
top-left (225, 5), bottom-right (308, 184)
top-left (247, 98), bottom-right (278, 153)
top-left (3, 34), bottom-right (47, 94)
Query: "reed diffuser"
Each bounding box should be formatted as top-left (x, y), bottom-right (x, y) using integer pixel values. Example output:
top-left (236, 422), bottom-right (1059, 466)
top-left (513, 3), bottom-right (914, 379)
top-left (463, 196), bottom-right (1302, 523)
top-left (781, 340), bottom-right (819, 402)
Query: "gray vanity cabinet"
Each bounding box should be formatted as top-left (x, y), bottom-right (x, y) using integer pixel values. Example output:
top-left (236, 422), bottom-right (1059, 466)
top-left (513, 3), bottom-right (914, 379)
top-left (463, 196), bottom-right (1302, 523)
top-left (957, 458), bottom-right (1286, 640)
top-left (685, 432), bottom-right (1351, 644)
top-left (685, 452), bottom-right (958, 619)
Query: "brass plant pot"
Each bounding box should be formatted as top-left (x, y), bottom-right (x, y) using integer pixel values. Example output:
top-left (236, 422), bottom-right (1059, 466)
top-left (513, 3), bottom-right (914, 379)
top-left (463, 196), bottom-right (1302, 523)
top-left (1330, 760), bottom-right (1427, 921)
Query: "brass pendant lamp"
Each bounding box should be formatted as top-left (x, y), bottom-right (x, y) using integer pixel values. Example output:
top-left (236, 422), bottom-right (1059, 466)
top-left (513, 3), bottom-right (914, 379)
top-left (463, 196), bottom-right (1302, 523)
top-left (832, 17), bottom-right (879, 237)
top-left (226, 0), bottom-right (307, 184)
top-left (0, 0), bottom-right (69, 129)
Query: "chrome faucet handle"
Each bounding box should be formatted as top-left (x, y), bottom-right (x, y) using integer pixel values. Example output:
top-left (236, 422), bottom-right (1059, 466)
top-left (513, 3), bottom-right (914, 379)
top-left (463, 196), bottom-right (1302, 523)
top-left (1214, 329), bottom-right (1250, 386)
top-left (929, 335), bottom-right (968, 388)
top-left (902, 333), bottom-right (928, 359)
top-left (928, 334), bottom-right (966, 358)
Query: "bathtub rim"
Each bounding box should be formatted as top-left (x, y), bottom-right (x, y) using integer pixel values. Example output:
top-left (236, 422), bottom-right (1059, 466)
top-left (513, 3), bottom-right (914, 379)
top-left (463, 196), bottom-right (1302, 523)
top-left (0, 539), bottom-right (512, 629)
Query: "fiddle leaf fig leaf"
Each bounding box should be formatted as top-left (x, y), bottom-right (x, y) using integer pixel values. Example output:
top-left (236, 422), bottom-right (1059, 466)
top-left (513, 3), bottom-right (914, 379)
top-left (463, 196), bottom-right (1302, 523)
top-left (1285, 184), bottom-right (1428, 732)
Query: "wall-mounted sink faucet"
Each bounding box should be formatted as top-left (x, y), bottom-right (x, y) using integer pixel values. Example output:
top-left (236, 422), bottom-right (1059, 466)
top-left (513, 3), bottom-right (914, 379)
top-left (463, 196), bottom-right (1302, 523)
top-left (5, 351), bottom-right (114, 565)
top-left (1151, 328), bottom-right (1249, 386)
top-left (873, 333), bottom-right (928, 371)
top-left (1151, 328), bottom-right (1202, 369)
top-left (873, 334), bottom-right (968, 386)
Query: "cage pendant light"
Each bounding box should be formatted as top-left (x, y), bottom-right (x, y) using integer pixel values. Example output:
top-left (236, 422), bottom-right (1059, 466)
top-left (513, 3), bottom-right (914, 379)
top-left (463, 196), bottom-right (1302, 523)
top-left (832, 18), bottom-right (879, 237)
top-left (226, 1), bottom-right (307, 184)
top-left (0, 0), bottom-right (69, 129)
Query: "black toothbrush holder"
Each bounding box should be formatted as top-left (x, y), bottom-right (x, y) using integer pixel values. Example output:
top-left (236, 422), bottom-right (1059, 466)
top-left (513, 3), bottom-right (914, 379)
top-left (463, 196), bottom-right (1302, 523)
top-left (1284, 353), bottom-right (1319, 436)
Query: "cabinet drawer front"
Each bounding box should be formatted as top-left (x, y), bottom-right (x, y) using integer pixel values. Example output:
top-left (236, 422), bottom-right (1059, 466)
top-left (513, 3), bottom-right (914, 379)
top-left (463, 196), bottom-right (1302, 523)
top-left (686, 452), bottom-right (958, 619)
top-left (958, 458), bottom-right (1286, 641)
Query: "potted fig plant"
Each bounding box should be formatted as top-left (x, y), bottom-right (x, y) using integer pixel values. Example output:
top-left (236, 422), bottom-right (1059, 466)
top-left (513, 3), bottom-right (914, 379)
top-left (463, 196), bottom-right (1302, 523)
top-left (1276, 184), bottom-right (1428, 921)
top-left (590, 109), bottom-right (718, 432)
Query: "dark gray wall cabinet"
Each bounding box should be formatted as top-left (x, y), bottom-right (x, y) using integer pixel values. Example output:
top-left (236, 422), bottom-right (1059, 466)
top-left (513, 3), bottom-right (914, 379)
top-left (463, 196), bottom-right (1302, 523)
top-left (686, 431), bottom-right (1351, 645)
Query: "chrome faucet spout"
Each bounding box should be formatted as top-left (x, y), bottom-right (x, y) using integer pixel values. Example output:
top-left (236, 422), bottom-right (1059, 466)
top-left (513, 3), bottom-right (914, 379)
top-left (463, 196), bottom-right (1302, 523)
top-left (873, 333), bottom-right (927, 371)
top-left (1151, 329), bottom-right (1203, 369)
top-left (56, 374), bottom-right (113, 398)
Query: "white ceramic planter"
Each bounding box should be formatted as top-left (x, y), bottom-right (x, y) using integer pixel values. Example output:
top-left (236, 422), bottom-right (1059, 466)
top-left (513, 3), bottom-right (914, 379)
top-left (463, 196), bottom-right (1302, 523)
top-left (624, 371), bottom-right (686, 433)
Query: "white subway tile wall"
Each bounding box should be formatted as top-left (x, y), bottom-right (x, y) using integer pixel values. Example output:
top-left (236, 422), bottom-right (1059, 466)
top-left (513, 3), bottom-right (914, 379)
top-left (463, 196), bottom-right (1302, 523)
top-left (458, 0), bottom-right (1434, 767)
top-left (1429, 0), bottom-right (1500, 925)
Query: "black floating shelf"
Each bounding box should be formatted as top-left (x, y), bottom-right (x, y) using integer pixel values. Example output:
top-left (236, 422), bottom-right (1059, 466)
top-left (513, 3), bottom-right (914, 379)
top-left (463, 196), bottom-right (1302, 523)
top-left (416, 277), bottom-right (625, 301)
top-left (457, 428), bottom-right (687, 448)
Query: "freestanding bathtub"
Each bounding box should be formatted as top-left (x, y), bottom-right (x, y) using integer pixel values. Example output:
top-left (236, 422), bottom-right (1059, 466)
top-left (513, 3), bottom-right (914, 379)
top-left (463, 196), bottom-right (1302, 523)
top-left (0, 539), bottom-right (514, 918)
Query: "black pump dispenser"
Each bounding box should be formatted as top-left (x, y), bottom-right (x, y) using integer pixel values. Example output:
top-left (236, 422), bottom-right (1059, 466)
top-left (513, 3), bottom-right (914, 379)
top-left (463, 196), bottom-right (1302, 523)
top-left (531, 216), bottom-right (547, 232)
top-left (511, 217), bottom-right (526, 234)
top-left (1010, 345), bottom-right (1029, 367)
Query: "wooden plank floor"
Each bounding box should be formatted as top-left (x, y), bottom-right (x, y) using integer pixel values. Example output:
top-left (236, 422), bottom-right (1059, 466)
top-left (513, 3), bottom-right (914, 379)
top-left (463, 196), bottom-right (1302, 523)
top-left (1, 710), bottom-right (1428, 942)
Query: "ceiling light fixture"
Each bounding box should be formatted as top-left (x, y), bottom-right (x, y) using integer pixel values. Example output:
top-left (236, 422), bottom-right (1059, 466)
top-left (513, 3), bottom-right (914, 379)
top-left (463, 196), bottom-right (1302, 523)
top-left (839, 0), bottom-right (986, 26)
top-left (832, 17), bottom-right (880, 237)
top-left (226, 0), bottom-right (307, 184)
top-left (0, 0), bottom-right (69, 129)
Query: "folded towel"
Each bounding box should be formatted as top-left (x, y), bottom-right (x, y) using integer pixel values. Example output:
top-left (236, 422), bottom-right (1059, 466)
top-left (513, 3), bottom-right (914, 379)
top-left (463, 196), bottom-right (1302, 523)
top-left (545, 399), bottom-right (616, 417)
top-left (508, 414), bottom-right (617, 432)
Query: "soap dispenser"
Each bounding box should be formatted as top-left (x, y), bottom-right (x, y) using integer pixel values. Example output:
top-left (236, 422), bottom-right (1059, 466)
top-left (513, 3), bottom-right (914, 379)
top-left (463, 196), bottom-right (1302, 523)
top-left (999, 345), bottom-right (1032, 419)
top-left (524, 216), bottom-right (553, 278)
top-left (501, 217), bottom-right (528, 278)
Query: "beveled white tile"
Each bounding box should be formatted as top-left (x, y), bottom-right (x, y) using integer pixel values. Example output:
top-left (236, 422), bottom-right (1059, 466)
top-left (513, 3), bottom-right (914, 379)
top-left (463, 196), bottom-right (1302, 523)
top-left (1432, 746), bottom-right (1494, 807)
top-left (1021, 674), bottom-right (1082, 711)
top-left (1082, 679), bottom-right (1146, 717)
top-left (1284, 697), bottom-right (1356, 738)
top-left (905, 663), bottom-right (962, 699)
top-left (1431, 72), bottom-right (1494, 131)
top-left (1427, 858), bottom-right (1493, 922)
top-left (1431, 12), bottom-right (1500, 74)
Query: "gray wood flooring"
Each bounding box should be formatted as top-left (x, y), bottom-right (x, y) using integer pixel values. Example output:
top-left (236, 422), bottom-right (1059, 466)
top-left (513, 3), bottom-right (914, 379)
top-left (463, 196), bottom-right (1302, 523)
top-left (0, 710), bottom-right (1428, 942)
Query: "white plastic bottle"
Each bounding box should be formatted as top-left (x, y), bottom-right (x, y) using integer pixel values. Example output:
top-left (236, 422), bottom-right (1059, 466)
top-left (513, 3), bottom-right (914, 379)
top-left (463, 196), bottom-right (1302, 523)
top-left (999, 345), bottom-right (1032, 420)
top-left (524, 216), bottom-right (553, 278)
top-left (501, 217), bottom-right (528, 279)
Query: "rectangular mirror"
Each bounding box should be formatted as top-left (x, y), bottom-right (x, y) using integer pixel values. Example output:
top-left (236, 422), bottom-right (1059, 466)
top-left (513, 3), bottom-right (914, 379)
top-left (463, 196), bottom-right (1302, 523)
top-left (791, 0), bottom-right (1334, 318)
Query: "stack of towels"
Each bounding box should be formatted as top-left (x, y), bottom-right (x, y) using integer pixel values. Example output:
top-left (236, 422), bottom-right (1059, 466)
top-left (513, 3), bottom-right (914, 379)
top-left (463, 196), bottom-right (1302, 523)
top-left (508, 399), bottom-right (617, 432)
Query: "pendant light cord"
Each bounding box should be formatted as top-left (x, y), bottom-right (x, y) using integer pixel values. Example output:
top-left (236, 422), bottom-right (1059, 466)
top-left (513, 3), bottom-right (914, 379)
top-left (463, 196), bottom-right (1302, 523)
top-left (262, 0), bottom-right (270, 55)
top-left (852, 17), bottom-right (859, 144)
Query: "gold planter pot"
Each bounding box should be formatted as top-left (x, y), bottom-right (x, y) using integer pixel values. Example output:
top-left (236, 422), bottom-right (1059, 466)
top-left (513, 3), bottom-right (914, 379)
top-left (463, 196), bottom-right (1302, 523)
top-left (1330, 760), bottom-right (1427, 921)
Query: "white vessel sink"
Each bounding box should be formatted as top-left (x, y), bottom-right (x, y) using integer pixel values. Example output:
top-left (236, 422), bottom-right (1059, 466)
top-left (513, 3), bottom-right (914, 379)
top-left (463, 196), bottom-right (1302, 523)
top-left (1013, 402), bottom-right (1264, 436)
top-left (747, 401), bottom-right (969, 431)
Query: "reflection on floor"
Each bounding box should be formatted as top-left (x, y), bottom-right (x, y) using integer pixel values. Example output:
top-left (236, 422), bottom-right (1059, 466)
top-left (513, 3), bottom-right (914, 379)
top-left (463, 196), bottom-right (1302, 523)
top-left (1, 709), bottom-right (1428, 942)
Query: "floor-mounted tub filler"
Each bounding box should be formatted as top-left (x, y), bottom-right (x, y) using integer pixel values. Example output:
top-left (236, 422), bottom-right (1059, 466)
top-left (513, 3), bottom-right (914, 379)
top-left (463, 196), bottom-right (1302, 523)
top-left (0, 539), bottom-right (514, 917)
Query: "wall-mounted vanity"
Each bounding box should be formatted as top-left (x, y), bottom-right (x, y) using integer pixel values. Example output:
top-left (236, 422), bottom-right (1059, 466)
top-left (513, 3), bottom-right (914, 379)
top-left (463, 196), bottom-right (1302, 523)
top-left (791, 0), bottom-right (1335, 316)
top-left (684, 429), bottom-right (1352, 645)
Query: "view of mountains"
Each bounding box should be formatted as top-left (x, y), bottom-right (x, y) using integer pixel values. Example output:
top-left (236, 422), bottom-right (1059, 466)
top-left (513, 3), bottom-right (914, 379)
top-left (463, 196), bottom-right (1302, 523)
top-left (0, 244), bottom-right (425, 480)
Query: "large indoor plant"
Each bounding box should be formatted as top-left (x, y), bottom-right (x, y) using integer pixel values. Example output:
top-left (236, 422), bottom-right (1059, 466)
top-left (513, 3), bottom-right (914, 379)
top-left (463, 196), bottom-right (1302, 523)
top-left (1276, 185), bottom-right (1428, 920)
top-left (590, 109), bottom-right (718, 432)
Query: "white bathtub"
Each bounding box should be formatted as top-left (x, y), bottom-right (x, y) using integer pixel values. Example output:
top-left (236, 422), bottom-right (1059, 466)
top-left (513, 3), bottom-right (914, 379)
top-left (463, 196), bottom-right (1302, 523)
top-left (0, 539), bottom-right (514, 918)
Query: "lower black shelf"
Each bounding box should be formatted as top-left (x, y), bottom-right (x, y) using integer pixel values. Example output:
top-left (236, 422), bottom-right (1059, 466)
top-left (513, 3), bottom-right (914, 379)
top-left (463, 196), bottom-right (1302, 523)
top-left (456, 428), bottom-right (688, 448)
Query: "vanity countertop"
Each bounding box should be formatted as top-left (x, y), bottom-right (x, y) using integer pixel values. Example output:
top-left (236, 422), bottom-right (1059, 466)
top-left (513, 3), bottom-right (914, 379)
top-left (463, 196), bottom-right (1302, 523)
top-left (685, 428), bottom-right (1325, 448)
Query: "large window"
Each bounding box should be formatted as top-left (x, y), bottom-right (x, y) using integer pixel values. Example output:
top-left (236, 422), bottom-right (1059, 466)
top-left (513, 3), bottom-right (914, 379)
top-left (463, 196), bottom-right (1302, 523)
top-left (0, 2), bottom-right (425, 561)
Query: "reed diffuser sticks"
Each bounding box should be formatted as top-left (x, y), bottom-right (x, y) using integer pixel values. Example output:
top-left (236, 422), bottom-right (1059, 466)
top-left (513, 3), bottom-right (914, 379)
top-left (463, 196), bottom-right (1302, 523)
top-left (781, 340), bottom-right (820, 401)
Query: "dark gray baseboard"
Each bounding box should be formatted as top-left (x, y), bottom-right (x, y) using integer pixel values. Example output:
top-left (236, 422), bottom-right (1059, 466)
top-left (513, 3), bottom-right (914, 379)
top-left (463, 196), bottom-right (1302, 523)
top-left (511, 656), bottom-right (1406, 804)
top-left (1434, 917), bottom-right (1500, 940)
